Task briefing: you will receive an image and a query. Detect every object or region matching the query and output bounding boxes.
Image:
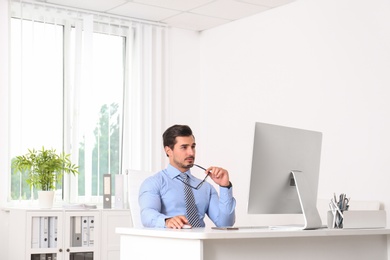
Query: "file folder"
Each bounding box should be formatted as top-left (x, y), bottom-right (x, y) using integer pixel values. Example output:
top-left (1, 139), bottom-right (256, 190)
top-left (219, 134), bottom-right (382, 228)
top-left (71, 216), bottom-right (82, 247)
top-left (32, 254), bottom-right (56, 260)
top-left (31, 254), bottom-right (40, 260)
top-left (88, 216), bottom-right (95, 246)
top-left (40, 217), bottom-right (49, 248)
top-left (115, 174), bottom-right (125, 209)
top-left (73, 252), bottom-right (85, 260)
top-left (103, 174), bottom-right (112, 209)
top-left (81, 216), bottom-right (89, 247)
top-left (49, 216), bottom-right (58, 248)
top-left (31, 217), bottom-right (40, 248)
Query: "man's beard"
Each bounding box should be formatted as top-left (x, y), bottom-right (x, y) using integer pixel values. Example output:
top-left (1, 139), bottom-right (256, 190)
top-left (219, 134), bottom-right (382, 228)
top-left (174, 157), bottom-right (194, 169)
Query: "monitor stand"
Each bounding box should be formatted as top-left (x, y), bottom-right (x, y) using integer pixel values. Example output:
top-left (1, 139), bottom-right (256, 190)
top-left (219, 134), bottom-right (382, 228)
top-left (291, 170), bottom-right (322, 230)
top-left (269, 171), bottom-right (322, 230)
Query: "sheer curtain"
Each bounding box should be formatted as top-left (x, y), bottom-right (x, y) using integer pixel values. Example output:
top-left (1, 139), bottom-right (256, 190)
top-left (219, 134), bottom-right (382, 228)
top-left (9, 0), bottom-right (167, 203)
top-left (122, 23), bottom-right (167, 174)
top-left (0, 0), bottom-right (10, 205)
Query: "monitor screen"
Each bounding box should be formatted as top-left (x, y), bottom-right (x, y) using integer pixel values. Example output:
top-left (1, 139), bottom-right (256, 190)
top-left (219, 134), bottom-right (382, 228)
top-left (247, 122), bottom-right (322, 228)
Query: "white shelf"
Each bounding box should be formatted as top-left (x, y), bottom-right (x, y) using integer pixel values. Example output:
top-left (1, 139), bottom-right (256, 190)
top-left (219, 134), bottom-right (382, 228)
top-left (8, 208), bottom-right (131, 260)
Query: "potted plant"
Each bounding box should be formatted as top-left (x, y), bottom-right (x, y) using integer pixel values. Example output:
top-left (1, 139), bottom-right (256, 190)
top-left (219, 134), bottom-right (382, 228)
top-left (12, 147), bottom-right (79, 208)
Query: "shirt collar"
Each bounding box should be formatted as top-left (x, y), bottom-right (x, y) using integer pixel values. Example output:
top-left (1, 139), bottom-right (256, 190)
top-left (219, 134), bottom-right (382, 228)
top-left (166, 164), bottom-right (194, 180)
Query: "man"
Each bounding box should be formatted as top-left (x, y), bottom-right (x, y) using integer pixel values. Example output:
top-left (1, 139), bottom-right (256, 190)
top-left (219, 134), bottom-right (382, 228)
top-left (139, 124), bottom-right (236, 229)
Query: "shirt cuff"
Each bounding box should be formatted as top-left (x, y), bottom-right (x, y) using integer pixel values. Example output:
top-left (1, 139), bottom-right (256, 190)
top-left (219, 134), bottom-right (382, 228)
top-left (220, 181), bottom-right (232, 189)
top-left (157, 215), bottom-right (168, 228)
top-left (219, 183), bottom-right (234, 200)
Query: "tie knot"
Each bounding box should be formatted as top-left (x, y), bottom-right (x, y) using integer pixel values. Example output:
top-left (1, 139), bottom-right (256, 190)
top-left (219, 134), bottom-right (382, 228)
top-left (181, 173), bottom-right (188, 181)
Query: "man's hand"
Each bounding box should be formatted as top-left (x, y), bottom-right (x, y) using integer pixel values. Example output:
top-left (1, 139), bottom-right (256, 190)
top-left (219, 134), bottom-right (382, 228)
top-left (165, 215), bottom-right (190, 229)
top-left (206, 166), bottom-right (230, 187)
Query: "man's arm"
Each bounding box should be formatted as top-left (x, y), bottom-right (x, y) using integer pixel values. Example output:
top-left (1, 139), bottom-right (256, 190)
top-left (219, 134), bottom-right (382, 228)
top-left (203, 166), bottom-right (236, 226)
top-left (207, 185), bottom-right (236, 227)
top-left (140, 180), bottom-right (192, 229)
top-left (139, 177), bottom-right (167, 228)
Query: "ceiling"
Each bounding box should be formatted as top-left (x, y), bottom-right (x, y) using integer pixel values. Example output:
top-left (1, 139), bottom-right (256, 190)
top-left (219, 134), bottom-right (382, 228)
top-left (38, 0), bottom-right (295, 31)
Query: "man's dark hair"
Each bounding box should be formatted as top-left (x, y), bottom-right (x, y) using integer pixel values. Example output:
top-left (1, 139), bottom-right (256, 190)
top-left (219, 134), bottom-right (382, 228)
top-left (163, 125), bottom-right (194, 152)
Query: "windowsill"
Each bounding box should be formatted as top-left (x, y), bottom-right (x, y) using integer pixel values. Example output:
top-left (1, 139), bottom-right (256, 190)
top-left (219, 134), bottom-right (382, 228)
top-left (1, 200), bottom-right (104, 211)
top-left (1, 199), bottom-right (131, 212)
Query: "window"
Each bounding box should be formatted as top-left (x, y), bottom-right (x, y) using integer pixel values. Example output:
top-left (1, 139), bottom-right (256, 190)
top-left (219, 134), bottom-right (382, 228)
top-left (9, 1), bottom-right (167, 204)
top-left (10, 18), bottom-right (125, 202)
top-left (10, 18), bottom-right (64, 200)
top-left (72, 31), bottom-right (125, 199)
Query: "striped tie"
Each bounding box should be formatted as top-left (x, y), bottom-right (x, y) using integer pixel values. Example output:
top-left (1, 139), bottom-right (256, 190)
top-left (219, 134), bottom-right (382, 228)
top-left (182, 173), bottom-right (201, 227)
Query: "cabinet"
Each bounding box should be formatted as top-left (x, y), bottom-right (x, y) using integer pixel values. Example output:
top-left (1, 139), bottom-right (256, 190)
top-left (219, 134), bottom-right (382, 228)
top-left (8, 208), bottom-right (131, 260)
top-left (100, 210), bottom-right (132, 260)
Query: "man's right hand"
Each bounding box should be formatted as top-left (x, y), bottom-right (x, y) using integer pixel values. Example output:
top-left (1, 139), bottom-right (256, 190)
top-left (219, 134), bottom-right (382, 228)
top-left (165, 215), bottom-right (190, 229)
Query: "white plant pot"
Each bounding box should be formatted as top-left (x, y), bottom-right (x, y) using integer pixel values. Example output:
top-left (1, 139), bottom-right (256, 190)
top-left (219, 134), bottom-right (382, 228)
top-left (38, 190), bottom-right (55, 209)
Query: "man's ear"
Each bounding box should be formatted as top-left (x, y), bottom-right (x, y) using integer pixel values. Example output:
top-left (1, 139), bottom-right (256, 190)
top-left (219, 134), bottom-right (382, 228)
top-left (164, 146), bottom-right (171, 157)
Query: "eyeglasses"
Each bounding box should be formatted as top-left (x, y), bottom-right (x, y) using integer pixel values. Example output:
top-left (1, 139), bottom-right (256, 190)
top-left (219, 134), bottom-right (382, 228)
top-left (178, 164), bottom-right (210, 190)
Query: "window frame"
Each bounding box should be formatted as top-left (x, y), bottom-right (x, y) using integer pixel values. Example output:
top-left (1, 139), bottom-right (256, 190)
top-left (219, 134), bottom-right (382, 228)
top-left (9, 12), bottom-right (129, 205)
top-left (7, 1), bottom-right (167, 206)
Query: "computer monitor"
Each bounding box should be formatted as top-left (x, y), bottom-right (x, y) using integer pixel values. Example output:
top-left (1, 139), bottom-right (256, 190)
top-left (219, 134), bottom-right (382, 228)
top-left (247, 122), bottom-right (323, 229)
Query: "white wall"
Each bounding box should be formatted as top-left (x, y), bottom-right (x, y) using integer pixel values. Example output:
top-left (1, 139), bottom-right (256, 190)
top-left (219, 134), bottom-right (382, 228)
top-left (166, 0), bottom-right (390, 226)
top-left (165, 28), bottom-right (207, 164)
top-left (181, 0), bottom-right (390, 226)
top-left (166, 28), bottom-right (201, 131)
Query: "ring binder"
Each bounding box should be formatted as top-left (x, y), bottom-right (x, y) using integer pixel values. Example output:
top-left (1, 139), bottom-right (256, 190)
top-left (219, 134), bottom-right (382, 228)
top-left (103, 174), bottom-right (112, 209)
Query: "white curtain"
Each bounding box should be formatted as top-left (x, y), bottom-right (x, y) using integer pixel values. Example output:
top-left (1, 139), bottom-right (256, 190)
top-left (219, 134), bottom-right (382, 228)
top-left (122, 23), bottom-right (167, 174)
top-left (9, 0), bottom-right (167, 202)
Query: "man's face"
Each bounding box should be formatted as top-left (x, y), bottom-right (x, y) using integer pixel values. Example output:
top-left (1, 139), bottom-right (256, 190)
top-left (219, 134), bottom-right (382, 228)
top-left (166, 135), bottom-right (196, 172)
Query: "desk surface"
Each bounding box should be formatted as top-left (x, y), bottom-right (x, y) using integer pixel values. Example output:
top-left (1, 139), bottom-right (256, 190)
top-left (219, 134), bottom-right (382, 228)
top-left (116, 226), bottom-right (390, 240)
top-left (117, 227), bottom-right (390, 260)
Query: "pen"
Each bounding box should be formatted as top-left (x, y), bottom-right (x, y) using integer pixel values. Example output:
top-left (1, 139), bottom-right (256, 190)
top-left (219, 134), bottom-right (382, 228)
top-left (331, 199), bottom-right (344, 218)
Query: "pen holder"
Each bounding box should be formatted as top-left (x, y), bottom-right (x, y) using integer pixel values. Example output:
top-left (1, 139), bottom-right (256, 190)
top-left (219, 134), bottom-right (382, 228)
top-left (327, 210), bottom-right (345, 229)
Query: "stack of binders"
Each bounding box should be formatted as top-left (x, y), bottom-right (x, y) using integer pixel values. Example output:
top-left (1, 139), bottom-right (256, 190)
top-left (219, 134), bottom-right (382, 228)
top-left (71, 216), bottom-right (95, 247)
top-left (31, 217), bottom-right (58, 249)
top-left (69, 252), bottom-right (93, 260)
top-left (31, 254), bottom-right (57, 260)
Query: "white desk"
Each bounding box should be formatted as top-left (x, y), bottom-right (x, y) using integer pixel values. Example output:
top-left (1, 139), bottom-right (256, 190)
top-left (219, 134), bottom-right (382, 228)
top-left (116, 227), bottom-right (390, 260)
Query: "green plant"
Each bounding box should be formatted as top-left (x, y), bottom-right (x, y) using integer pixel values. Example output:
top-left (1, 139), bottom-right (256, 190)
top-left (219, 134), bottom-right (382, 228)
top-left (11, 147), bottom-right (79, 191)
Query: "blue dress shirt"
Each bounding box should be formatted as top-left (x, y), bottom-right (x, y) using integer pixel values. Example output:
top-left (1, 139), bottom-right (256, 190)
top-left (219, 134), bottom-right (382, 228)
top-left (139, 164), bottom-right (236, 228)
